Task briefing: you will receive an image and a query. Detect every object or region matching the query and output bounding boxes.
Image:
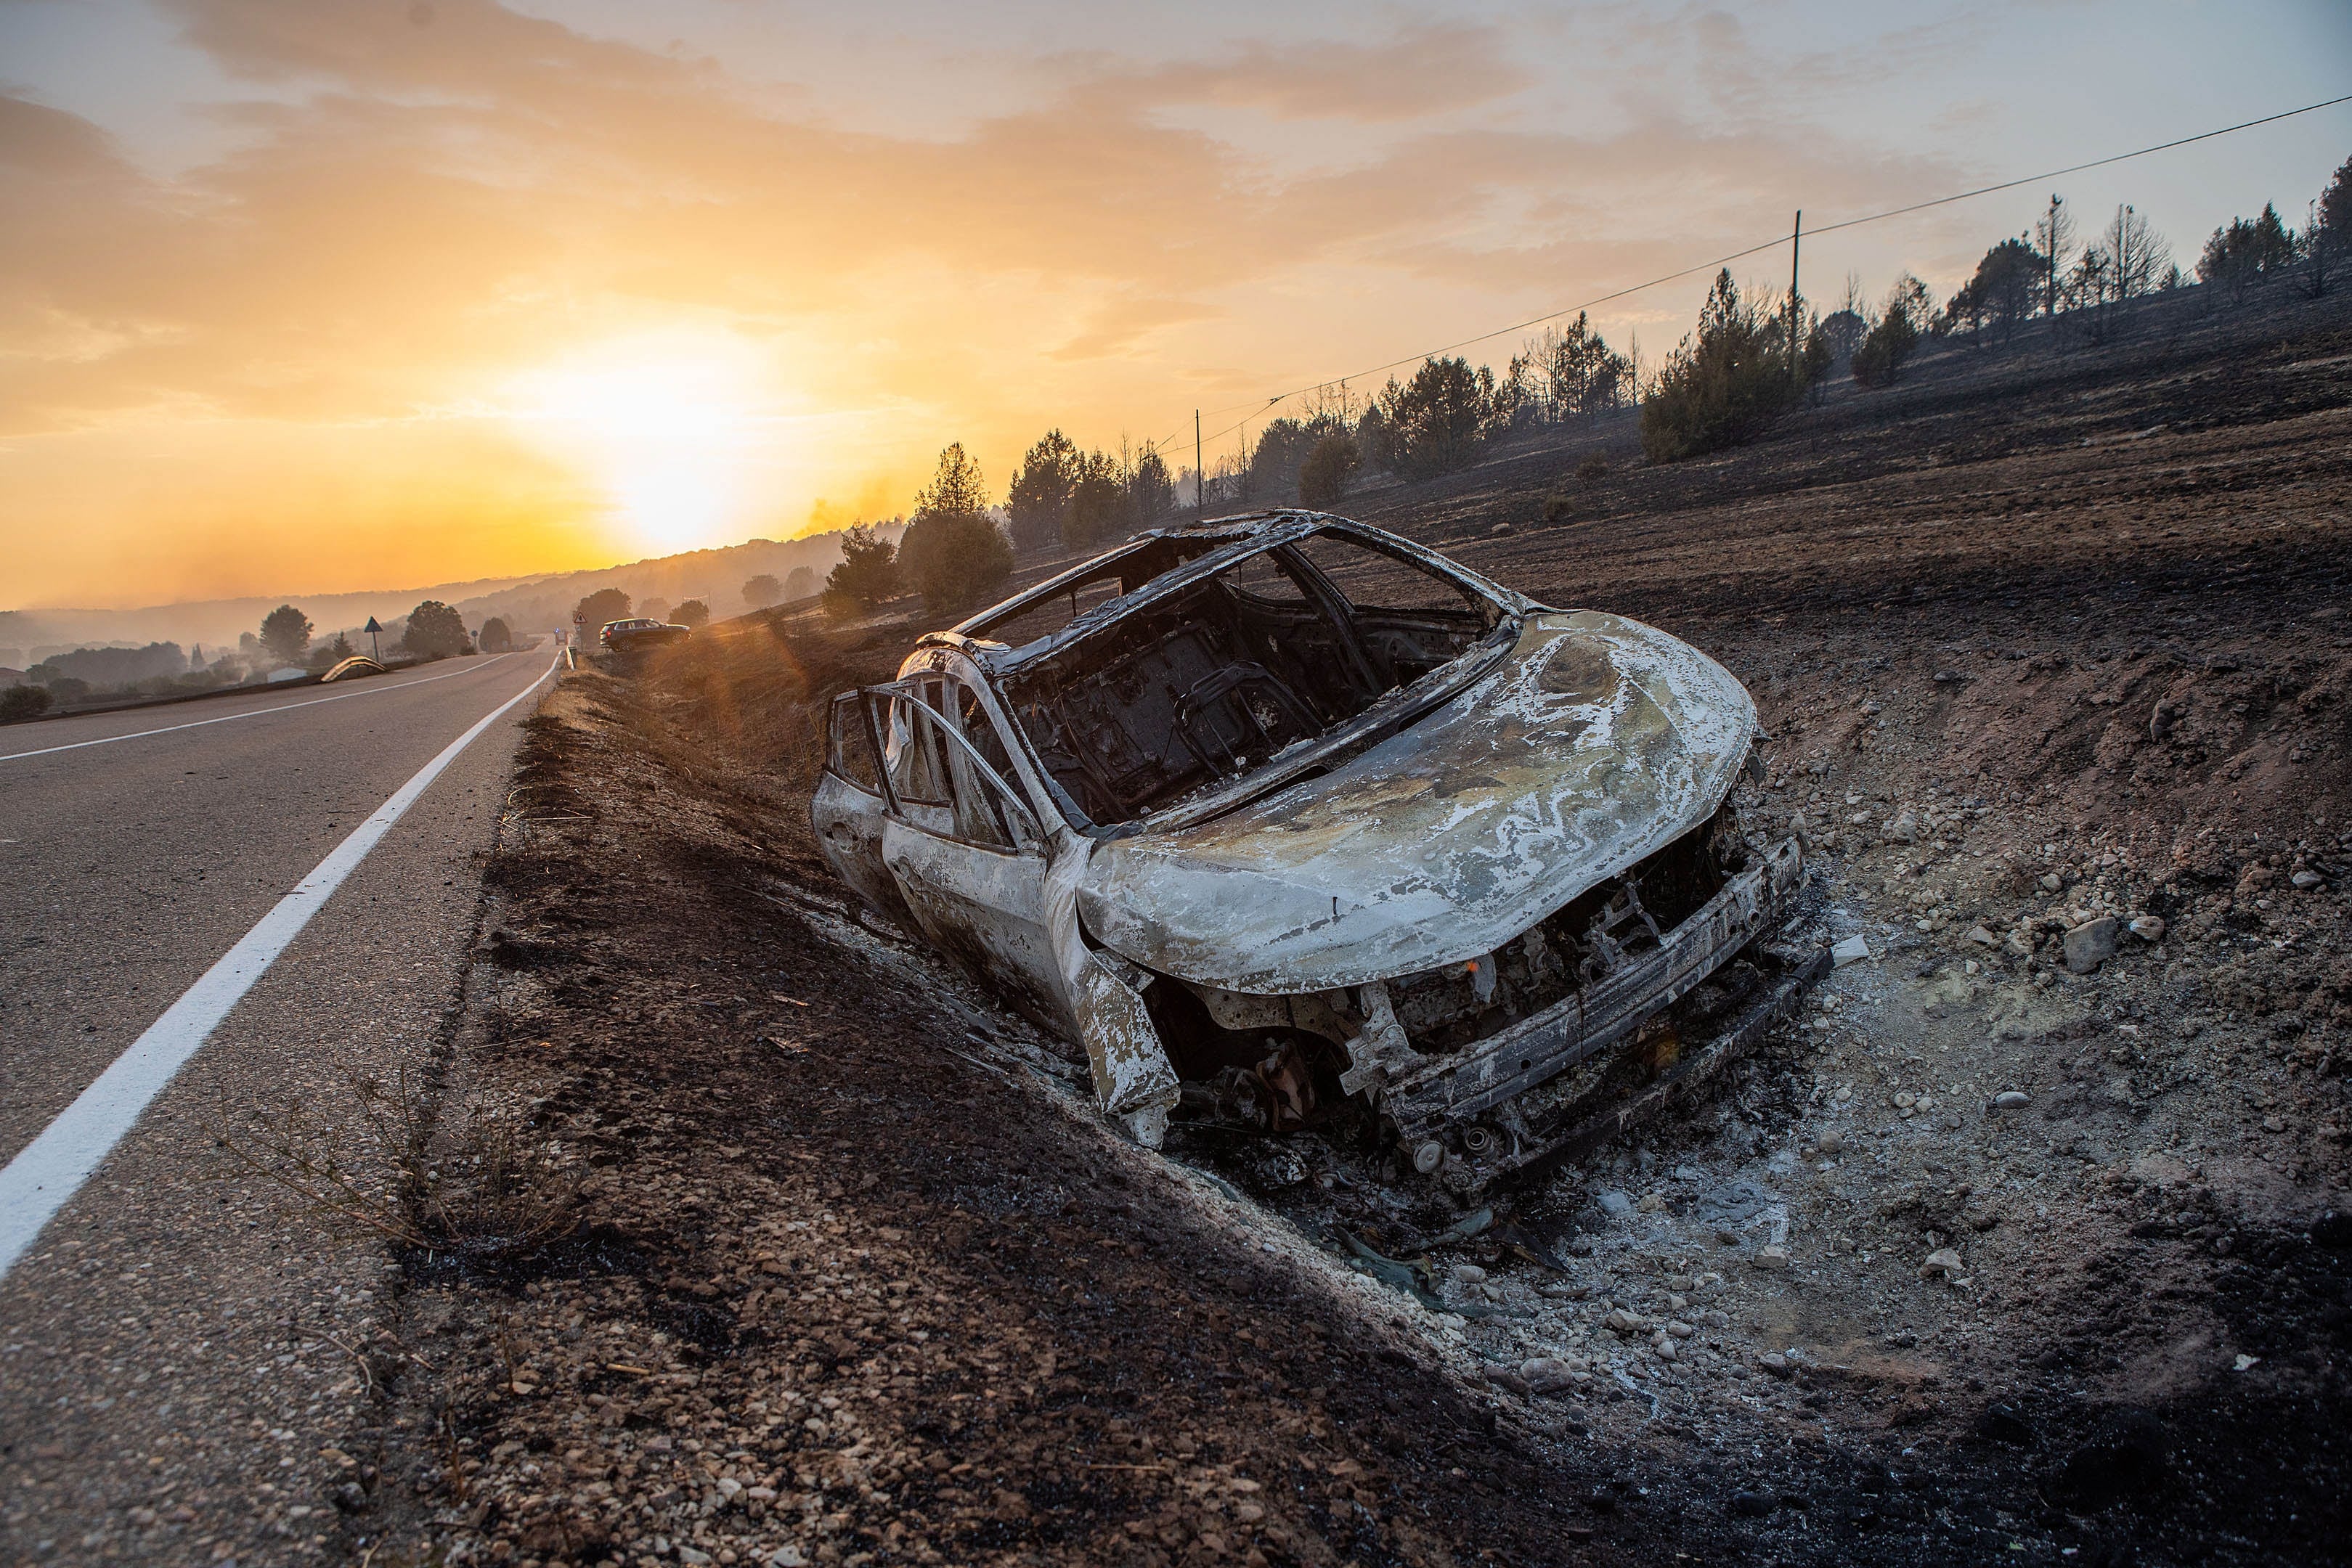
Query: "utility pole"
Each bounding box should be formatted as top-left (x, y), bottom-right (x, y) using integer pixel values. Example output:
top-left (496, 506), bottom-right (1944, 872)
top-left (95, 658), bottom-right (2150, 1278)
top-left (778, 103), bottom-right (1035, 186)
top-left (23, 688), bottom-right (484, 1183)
top-left (2046, 193), bottom-right (2062, 321)
top-left (1195, 410), bottom-right (1203, 519)
top-left (1789, 209), bottom-right (1802, 383)
top-left (2117, 203), bottom-right (2128, 310)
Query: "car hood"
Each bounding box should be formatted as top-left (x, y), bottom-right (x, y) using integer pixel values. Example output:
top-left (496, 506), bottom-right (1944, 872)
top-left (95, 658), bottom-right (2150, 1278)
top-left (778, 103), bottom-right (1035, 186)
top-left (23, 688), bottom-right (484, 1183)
top-left (1075, 610), bottom-right (1757, 995)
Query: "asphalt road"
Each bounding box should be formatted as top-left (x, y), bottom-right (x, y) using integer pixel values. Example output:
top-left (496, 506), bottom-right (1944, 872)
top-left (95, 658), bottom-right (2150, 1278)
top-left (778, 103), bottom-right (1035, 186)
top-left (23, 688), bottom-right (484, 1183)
top-left (0, 649), bottom-right (558, 1564)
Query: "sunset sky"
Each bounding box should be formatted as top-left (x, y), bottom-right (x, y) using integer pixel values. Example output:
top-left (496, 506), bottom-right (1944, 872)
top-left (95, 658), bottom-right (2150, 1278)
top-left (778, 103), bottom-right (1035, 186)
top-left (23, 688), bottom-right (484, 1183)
top-left (4, 0), bottom-right (2347, 611)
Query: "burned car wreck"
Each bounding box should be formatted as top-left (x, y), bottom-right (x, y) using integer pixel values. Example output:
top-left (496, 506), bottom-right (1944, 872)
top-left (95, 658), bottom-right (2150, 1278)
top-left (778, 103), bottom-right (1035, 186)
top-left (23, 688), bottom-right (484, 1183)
top-left (814, 513), bottom-right (1818, 1193)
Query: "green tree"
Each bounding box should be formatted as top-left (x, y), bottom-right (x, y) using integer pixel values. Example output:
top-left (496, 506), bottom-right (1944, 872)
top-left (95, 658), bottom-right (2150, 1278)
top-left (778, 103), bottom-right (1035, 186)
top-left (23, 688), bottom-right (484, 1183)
top-left (320, 631), bottom-right (357, 666)
top-left (402, 600), bottom-right (469, 659)
top-left (2199, 203), bottom-right (2296, 302)
top-left (1297, 434), bottom-right (1359, 509)
top-left (1064, 450), bottom-right (1134, 549)
top-left (1818, 309), bottom-right (1866, 362)
top-left (1505, 312), bottom-right (1632, 425)
top-left (478, 617), bottom-right (514, 652)
top-left (742, 573), bottom-right (782, 609)
top-left (1246, 417), bottom-right (1321, 501)
top-left (821, 523), bottom-right (900, 618)
top-left (575, 587), bottom-right (632, 632)
top-left (672, 600), bottom-right (709, 629)
top-left (897, 446), bottom-right (1011, 613)
top-left (259, 604), bottom-right (312, 666)
top-left (1354, 404), bottom-right (1396, 475)
top-left (1944, 237), bottom-right (2043, 343)
top-left (784, 565), bottom-right (817, 601)
top-left (1130, 444), bottom-right (1176, 523)
top-left (1006, 430), bottom-right (1081, 552)
top-left (1639, 270), bottom-right (1808, 462)
top-left (1851, 274), bottom-right (1930, 388)
top-left (2321, 154), bottom-right (2352, 238)
top-left (1378, 356), bottom-right (1505, 479)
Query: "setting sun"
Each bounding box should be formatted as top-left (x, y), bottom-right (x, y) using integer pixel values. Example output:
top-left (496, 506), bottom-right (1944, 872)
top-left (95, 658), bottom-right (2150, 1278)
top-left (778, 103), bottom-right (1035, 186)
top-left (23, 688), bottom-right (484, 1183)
top-left (501, 333), bottom-right (792, 558)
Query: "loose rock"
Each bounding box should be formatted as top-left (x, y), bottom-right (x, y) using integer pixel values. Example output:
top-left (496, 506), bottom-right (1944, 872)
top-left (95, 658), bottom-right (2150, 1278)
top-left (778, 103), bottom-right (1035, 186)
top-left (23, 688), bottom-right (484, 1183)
top-left (2063, 915), bottom-right (2120, 974)
top-left (1518, 1358), bottom-right (1582, 1395)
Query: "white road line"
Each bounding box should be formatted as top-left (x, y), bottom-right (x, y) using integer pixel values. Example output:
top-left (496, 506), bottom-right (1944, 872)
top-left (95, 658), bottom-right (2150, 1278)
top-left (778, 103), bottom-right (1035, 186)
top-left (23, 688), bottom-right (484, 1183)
top-left (0, 653), bottom-right (559, 1281)
top-left (0, 652), bottom-right (520, 764)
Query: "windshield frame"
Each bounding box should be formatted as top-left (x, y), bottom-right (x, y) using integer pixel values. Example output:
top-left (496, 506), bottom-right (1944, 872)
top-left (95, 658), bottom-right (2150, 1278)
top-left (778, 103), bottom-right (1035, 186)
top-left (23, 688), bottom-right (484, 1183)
top-left (974, 518), bottom-right (1528, 838)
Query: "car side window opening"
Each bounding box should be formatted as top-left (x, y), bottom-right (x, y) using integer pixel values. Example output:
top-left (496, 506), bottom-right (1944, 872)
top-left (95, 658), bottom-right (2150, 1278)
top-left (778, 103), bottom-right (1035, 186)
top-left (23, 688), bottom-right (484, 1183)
top-left (882, 685), bottom-right (952, 807)
top-left (951, 679), bottom-right (1018, 783)
top-left (826, 690), bottom-right (884, 793)
top-left (882, 677), bottom-right (1032, 852)
top-left (1000, 528), bottom-right (1512, 828)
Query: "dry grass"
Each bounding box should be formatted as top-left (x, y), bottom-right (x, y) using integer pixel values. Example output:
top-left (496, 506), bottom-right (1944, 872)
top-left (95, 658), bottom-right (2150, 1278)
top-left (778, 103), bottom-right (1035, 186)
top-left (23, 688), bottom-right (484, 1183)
top-left (214, 1067), bottom-right (579, 1267)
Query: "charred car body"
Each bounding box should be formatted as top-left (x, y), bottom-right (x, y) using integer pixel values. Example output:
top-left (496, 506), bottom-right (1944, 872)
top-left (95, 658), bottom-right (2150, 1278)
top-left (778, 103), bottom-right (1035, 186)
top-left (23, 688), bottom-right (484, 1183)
top-left (813, 513), bottom-right (1816, 1193)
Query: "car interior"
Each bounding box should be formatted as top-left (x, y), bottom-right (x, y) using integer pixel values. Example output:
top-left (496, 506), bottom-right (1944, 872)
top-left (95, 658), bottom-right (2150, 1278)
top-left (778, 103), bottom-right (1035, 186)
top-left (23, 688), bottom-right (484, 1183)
top-left (992, 531), bottom-right (1506, 826)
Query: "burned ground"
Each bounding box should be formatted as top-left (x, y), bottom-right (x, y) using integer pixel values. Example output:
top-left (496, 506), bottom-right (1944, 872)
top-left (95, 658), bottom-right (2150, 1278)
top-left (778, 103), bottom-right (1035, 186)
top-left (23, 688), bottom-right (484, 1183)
top-left (324, 293), bottom-right (2352, 1568)
top-left (362, 673), bottom-right (1681, 1568)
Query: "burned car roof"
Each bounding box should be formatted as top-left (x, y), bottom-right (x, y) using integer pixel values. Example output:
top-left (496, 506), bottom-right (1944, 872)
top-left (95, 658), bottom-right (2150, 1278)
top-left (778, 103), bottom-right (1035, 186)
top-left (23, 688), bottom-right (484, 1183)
top-left (920, 511), bottom-right (1531, 674)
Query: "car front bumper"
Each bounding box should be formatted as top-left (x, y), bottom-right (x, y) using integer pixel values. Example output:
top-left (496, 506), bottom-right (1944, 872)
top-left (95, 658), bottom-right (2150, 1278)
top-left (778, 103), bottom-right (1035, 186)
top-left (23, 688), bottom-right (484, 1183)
top-left (1383, 833), bottom-right (1809, 1143)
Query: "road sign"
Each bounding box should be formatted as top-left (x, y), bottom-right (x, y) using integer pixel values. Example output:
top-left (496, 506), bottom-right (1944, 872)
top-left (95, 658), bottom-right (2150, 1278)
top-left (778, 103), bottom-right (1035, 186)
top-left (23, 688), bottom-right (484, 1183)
top-left (362, 616), bottom-right (382, 662)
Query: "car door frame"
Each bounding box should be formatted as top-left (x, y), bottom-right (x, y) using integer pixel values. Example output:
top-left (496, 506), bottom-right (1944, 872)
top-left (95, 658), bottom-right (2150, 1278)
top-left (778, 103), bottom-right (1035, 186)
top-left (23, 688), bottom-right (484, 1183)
top-left (866, 675), bottom-right (1072, 1026)
top-left (813, 687), bottom-right (922, 931)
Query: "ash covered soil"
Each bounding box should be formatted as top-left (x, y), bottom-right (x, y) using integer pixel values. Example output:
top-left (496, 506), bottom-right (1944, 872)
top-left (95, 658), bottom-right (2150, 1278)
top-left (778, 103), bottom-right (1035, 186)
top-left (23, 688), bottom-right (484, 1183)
top-left (336, 301), bottom-right (2351, 1568)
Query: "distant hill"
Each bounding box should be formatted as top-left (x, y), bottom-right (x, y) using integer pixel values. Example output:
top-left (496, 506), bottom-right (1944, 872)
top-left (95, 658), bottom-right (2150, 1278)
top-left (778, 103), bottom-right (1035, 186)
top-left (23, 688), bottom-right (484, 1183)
top-left (0, 526), bottom-right (900, 663)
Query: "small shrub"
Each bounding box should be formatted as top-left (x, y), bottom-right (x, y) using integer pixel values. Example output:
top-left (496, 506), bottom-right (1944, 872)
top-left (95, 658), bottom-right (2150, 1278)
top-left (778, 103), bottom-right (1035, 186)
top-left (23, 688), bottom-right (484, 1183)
top-left (217, 1068), bottom-right (579, 1266)
top-left (1540, 492), bottom-right (1574, 525)
top-left (1, 685), bottom-right (52, 723)
top-left (1576, 454), bottom-right (1611, 484)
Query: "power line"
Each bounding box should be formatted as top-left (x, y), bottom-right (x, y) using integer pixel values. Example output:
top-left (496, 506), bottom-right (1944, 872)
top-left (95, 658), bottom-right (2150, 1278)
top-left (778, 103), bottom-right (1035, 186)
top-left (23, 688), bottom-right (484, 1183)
top-left (1157, 90), bottom-right (2352, 462)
